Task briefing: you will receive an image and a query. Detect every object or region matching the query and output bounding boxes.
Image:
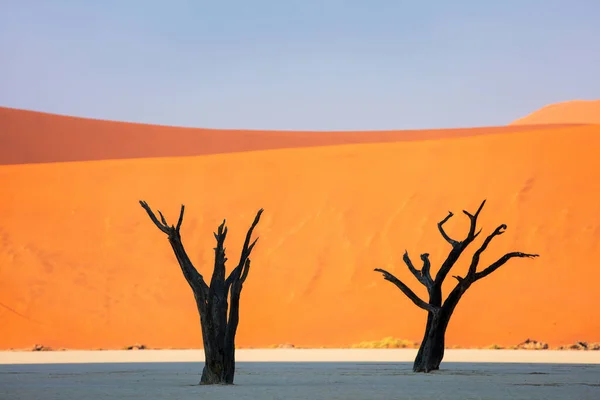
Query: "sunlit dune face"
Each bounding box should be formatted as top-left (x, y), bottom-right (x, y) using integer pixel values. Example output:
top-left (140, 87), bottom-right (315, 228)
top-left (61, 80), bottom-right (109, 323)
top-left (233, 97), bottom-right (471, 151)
top-left (0, 107), bottom-right (599, 350)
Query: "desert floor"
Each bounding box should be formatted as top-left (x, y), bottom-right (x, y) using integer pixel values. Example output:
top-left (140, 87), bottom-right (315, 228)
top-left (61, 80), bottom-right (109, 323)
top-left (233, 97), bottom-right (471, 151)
top-left (1, 350), bottom-right (599, 400)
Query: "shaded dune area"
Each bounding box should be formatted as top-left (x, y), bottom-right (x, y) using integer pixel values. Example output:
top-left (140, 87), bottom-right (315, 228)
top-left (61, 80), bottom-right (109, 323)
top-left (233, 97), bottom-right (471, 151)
top-left (0, 106), bottom-right (599, 350)
top-left (0, 106), bottom-right (582, 165)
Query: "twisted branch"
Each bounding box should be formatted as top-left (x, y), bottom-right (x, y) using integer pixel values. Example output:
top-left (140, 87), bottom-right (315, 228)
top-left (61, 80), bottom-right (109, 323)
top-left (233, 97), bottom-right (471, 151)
top-left (374, 268), bottom-right (438, 313)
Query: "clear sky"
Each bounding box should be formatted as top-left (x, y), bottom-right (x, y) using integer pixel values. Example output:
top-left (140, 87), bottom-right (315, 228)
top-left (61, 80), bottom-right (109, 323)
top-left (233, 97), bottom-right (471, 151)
top-left (1, 0), bottom-right (599, 131)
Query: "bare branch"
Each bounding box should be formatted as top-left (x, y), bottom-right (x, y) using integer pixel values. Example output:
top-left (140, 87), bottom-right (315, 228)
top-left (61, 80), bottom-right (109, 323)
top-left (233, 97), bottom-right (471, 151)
top-left (171, 244), bottom-right (209, 297)
top-left (420, 253), bottom-right (433, 286)
top-left (240, 259), bottom-right (251, 284)
top-left (226, 209), bottom-right (264, 288)
top-left (209, 220), bottom-right (228, 290)
top-left (157, 210), bottom-right (169, 227)
top-left (474, 252), bottom-right (539, 281)
top-left (139, 200), bottom-right (209, 295)
top-left (462, 199), bottom-right (487, 220)
top-left (246, 237), bottom-right (259, 256)
top-left (434, 200), bottom-right (488, 286)
top-left (374, 268), bottom-right (438, 313)
top-left (462, 199), bottom-right (486, 237)
top-left (403, 250), bottom-right (422, 280)
top-left (438, 211), bottom-right (459, 247)
top-left (467, 224), bottom-right (507, 278)
top-left (220, 223), bottom-right (228, 241)
top-left (403, 251), bottom-right (433, 291)
top-left (238, 209), bottom-right (264, 261)
top-left (139, 200), bottom-right (170, 234)
top-left (176, 205), bottom-right (185, 232)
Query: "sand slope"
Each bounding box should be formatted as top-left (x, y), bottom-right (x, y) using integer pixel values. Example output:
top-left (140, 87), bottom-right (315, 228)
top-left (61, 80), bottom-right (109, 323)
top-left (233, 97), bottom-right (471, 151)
top-left (511, 99), bottom-right (600, 125)
top-left (1, 124), bottom-right (599, 350)
top-left (0, 106), bottom-right (578, 165)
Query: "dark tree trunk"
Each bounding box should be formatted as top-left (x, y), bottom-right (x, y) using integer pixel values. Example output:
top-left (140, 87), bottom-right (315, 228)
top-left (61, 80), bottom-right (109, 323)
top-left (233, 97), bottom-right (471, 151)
top-left (140, 201), bottom-right (263, 385)
top-left (197, 264), bottom-right (245, 385)
top-left (200, 348), bottom-right (232, 385)
top-left (374, 200), bottom-right (539, 373)
top-left (413, 279), bottom-right (465, 372)
top-left (197, 294), bottom-right (233, 385)
top-left (413, 311), bottom-right (448, 372)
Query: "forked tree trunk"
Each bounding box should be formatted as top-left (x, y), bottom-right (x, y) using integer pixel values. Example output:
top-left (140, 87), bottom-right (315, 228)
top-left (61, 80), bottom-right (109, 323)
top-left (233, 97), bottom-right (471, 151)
top-left (197, 295), bottom-right (233, 384)
top-left (195, 266), bottom-right (246, 385)
top-left (140, 200), bottom-right (262, 385)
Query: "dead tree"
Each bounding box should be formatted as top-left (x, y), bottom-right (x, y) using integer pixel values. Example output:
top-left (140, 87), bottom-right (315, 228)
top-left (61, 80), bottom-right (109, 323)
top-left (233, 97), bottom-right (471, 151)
top-left (374, 200), bottom-right (539, 373)
top-left (139, 200), bottom-right (263, 385)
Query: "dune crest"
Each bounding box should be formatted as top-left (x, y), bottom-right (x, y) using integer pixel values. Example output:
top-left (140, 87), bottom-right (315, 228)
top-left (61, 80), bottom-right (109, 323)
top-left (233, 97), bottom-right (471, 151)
top-left (0, 106), bottom-right (579, 165)
top-left (510, 99), bottom-right (600, 125)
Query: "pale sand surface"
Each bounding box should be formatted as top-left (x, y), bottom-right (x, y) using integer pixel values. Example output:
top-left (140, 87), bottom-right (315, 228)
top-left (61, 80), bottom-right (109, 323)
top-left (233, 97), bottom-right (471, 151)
top-left (1, 356), bottom-right (599, 400)
top-left (2, 349), bottom-right (600, 365)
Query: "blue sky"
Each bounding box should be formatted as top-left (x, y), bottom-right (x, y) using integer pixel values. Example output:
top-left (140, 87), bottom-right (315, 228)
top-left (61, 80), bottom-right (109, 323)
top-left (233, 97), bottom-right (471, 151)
top-left (1, 0), bottom-right (599, 130)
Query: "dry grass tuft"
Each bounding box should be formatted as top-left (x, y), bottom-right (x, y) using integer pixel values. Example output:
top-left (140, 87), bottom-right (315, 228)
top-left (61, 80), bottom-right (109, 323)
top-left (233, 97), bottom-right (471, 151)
top-left (123, 343), bottom-right (147, 350)
top-left (514, 338), bottom-right (548, 350)
top-left (351, 337), bottom-right (419, 349)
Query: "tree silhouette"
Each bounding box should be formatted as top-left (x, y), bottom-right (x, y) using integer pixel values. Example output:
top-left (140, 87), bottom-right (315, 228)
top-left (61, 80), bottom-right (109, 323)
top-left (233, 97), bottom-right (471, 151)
top-left (140, 200), bottom-right (263, 384)
top-left (374, 200), bottom-right (538, 372)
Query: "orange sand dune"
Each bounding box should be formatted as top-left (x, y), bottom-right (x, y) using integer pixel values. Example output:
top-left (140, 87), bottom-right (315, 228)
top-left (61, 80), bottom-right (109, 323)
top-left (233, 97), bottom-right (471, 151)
top-left (511, 99), bottom-right (600, 125)
top-left (0, 106), bottom-right (580, 165)
top-left (1, 124), bottom-right (599, 350)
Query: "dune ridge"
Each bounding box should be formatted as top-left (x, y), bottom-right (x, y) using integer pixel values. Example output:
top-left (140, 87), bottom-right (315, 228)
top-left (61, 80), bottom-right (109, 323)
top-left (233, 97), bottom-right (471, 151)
top-left (0, 106), bottom-right (581, 165)
top-left (1, 123), bottom-right (599, 350)
top-left (510, 99), bottom-right (600, 125)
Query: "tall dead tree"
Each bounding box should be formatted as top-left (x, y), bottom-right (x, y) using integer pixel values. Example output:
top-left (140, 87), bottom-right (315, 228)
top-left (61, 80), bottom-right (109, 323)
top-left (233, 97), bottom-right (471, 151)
top-left (139, 200), bottom-right (263, 385)
top-left (374, 200), bottom-right (539, 373)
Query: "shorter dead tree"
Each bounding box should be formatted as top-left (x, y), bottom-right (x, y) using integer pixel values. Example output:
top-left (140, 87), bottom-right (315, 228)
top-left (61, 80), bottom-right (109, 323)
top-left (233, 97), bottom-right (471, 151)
top-left (374, 200), bottom-right (539, 373)
top-left (139, 200), bottom-right (263, 385)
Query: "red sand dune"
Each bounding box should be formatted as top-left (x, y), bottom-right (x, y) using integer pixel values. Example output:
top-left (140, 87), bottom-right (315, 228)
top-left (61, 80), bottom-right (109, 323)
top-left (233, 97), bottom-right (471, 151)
top-left (1, 116), bottom-right (599, 350)
top-left (511, 99), bottom-right (600, 125)
top-left (0, 106), bottom-right (580, 165)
